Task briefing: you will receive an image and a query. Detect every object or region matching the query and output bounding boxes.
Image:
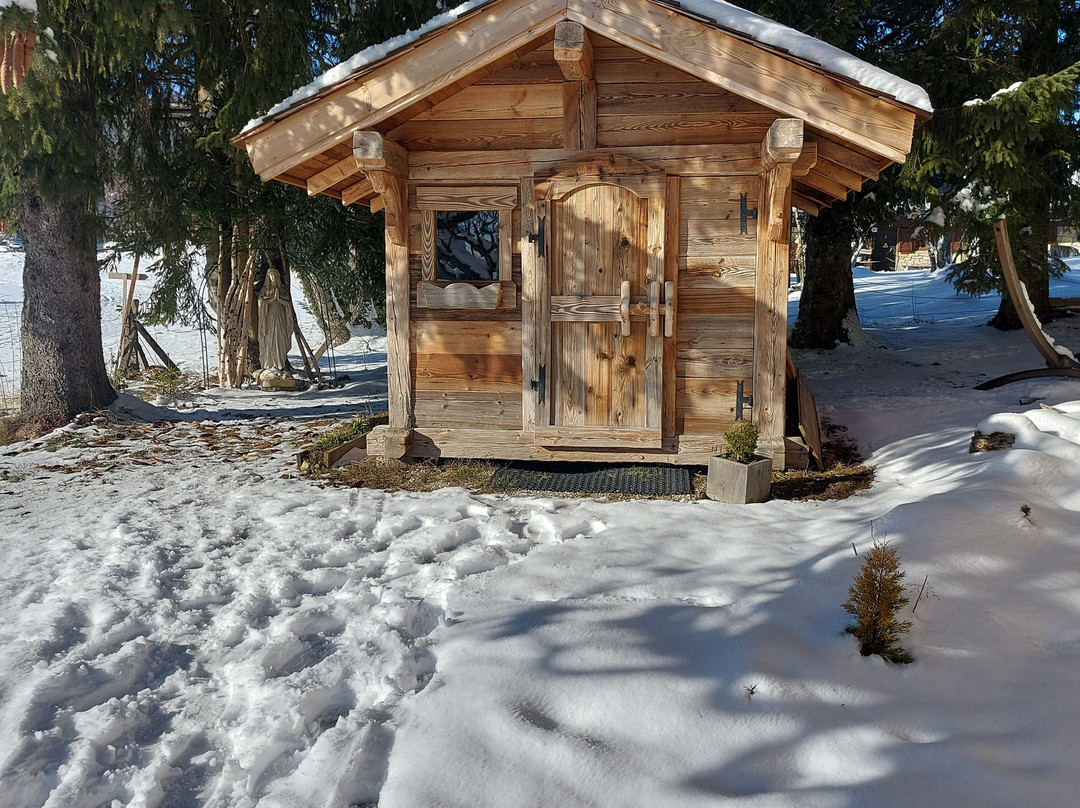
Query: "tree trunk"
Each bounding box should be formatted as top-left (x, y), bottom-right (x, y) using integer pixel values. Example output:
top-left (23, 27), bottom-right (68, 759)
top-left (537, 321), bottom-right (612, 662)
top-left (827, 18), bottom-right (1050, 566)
top-left (790, 205), bottom-right (859, 349)
top-left (990, 206), bottom-right (1053, 330)
top-left (19, 180), bottom-right (116, 423)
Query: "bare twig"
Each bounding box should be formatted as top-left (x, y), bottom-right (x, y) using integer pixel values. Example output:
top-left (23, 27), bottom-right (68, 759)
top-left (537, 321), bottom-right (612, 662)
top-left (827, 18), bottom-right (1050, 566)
top-left (912, 575), bottom-right (929, 613)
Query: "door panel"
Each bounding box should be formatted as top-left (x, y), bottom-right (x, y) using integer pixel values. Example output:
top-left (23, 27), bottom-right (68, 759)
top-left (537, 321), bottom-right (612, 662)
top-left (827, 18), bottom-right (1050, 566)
top-left (540, 182), bottom-right (661, 445)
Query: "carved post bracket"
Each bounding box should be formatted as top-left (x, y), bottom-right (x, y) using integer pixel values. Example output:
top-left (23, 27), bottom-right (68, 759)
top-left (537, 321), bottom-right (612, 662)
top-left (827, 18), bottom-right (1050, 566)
top-left (760, 118), bottom-right (803, 241)
top-left (354, 131), bottom-right (409, 245)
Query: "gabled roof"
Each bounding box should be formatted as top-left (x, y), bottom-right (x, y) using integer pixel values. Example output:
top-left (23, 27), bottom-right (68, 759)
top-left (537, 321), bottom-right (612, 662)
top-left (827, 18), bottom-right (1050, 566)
top-left (233, 0), bottom-right (929, 206)
top-left (241, 0), bottom-right (930, 138)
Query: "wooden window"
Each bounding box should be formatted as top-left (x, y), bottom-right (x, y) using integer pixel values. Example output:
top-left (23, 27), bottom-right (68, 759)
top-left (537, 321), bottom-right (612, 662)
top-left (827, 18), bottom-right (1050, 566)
top-left (436, 210), bottom-right (502, 282)
top-left (416, 186), bottom-right (517, 309)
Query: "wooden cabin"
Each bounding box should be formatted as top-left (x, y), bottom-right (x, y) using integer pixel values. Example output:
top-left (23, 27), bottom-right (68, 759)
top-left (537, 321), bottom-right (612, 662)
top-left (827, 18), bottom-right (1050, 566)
top-left (233, 0), bottom-right (930, 467)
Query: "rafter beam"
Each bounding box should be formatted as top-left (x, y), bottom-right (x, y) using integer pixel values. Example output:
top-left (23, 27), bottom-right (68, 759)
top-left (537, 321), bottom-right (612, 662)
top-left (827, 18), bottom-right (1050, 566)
top-left (307, 155), bottom-right (362, 196)
top-left (340, 177), bottom-right (374, 206)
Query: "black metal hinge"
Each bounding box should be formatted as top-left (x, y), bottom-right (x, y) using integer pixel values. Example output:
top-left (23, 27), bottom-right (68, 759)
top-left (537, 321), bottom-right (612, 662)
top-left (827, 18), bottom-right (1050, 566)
top-left (735, 380), bottom-right (753, 421)
top-left (740, 193), bottom-right (757, 235)
top-left (530, 363), bottom-right (546, 403)
top-left (528, 215), bottom-right (546, 258)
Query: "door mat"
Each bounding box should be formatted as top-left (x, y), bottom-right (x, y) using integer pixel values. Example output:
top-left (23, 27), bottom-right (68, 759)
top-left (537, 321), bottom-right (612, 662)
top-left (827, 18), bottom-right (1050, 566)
top-left (489, 462), bottom-right (693, 497)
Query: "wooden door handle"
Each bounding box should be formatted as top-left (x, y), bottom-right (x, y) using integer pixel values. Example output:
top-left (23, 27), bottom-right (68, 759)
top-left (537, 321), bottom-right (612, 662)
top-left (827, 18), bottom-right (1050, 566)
top-left (648, 281), bottom-right (660, 338)
top-left (664, 281), bottom-right (675, 338)
top-left (619, 280), bottom-right (631, 336)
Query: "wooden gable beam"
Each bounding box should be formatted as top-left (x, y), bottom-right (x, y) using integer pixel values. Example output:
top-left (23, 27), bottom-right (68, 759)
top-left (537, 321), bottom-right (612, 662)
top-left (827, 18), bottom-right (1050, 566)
top-left (565, 0), bottom-right (917, 164)
top-left (554, 20), bottom-right (593, 81)
top-left (555, 21), bottom-right (596, 150)
top-left (762, 117), bottom-right (803, 171)
top-left (239, 0), bottom-right (567, 181)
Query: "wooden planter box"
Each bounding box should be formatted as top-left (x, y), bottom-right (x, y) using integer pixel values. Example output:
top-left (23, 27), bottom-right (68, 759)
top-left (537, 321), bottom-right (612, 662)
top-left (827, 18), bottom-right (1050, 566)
top-left (295, 433), bottom-right (368, 472)
top-left (706, 455), bottom-right (772, 504)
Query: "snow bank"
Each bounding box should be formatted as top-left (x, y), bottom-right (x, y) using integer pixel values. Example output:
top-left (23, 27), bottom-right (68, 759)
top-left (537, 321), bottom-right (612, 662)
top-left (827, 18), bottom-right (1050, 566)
top-left (2, 241), bottom-right (1080, 807)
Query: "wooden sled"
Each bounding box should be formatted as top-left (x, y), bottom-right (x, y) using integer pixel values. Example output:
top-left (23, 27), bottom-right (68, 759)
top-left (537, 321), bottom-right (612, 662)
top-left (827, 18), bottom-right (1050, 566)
top-left (974, 218), bottom-right (1080, 390)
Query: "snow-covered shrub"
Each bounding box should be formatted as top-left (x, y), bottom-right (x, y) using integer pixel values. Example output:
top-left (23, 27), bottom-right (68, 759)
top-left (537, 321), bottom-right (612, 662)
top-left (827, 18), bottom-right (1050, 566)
top-left (843, 541), bottom-right (913, 663)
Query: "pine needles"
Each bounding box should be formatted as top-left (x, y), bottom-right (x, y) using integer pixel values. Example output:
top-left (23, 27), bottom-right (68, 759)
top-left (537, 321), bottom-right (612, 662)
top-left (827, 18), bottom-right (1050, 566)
top-left (843, 540), bottom-right (913, 664)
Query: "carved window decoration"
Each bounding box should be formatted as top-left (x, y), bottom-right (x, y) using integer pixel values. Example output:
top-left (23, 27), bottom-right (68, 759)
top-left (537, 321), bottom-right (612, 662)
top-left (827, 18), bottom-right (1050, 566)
top-left (416, 186), bottom-right (517, 309)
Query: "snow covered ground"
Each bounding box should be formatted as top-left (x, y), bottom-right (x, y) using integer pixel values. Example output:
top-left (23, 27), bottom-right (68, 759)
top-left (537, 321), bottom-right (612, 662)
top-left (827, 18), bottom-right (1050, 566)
top-left (1, 255), bottom-right (1080, 807)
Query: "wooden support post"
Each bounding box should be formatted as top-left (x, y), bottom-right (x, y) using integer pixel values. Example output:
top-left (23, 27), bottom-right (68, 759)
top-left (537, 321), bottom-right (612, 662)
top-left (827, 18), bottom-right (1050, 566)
top-left (520, 178), bottom-right (538, 433)
top-left (353, 130), bottom-right (411, 429)
top-left (133, 321), bottom-right (178, 371)
top-left (561, 78), bottom-right (596, 152)
top-left (580, 80), bottom-right (597, 150)
top-left (753, 119), bottom-right (802, 464)
top-left (115, 254), bottom-right (142, 370)
top-left (555, 22), bottom-right (595, 152)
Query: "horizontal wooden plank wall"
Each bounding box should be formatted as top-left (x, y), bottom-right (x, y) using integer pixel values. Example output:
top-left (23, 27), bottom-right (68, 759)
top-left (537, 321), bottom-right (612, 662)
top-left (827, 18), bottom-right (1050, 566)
top-left (676, 176), bottom-right (757, 435)
top-left (388, 37), bottom-right (783, 154)
top-left (408, 196), bottom-right (524, 430)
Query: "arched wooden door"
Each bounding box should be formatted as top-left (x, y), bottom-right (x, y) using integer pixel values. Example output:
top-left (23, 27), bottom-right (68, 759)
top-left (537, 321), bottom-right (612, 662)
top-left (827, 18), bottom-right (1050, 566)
top-left (532, 170), bottom-right (673, 449)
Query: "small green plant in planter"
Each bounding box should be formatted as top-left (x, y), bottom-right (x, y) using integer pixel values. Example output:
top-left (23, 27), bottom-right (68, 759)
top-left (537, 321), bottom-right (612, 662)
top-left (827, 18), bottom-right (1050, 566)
top-left (722, 420), bottom-right (759, 463)
top-left (706, 420), bottom-right (772, 503)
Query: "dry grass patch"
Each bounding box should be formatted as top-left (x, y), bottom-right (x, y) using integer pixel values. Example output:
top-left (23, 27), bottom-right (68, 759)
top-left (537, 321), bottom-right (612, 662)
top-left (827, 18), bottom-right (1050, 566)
top-left (969, 431), bottom-right (1015, 452)
top-left (770, 462), bottom-right (875, 501)
top-left (770, 419), bottom-right (875, 502)
top-left (0, 415), bottom-right (65, 446)
top-left (311, 413), bottom-right (388, 453)
top-left (332, 456), bottom-right (498, 493)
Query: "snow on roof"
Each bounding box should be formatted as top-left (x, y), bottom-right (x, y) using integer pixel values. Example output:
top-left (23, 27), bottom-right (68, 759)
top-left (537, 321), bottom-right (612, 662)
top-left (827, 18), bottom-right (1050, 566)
top-left (675, 0), bottom-right (932, 112)
top-left (242, 0), bottom-right (498, 134)
top-left (241, 0), bottom-right (932, 136)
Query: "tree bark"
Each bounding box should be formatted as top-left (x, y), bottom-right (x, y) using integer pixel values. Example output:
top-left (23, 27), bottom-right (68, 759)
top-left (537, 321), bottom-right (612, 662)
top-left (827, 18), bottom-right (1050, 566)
top-left (789, 205), bottom-right (859, 349)
top-left (19, 179), bottom-right (116, 422)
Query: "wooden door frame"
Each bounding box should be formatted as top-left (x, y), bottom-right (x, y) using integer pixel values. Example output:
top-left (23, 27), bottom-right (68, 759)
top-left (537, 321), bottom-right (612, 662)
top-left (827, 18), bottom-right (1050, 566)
top-left (523, 154), bottom-right (672, 449)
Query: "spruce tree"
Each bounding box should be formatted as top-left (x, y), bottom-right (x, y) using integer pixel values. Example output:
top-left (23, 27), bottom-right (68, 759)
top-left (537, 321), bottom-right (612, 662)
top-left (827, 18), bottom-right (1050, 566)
top-left (732, 0), bottom-right (940, 347)
top-left (107, 1), bottom-right (442, 380)
top-left (907, 1), bottom-right (1080, 329)
top-left (0, 1), bottom-right (182, 422)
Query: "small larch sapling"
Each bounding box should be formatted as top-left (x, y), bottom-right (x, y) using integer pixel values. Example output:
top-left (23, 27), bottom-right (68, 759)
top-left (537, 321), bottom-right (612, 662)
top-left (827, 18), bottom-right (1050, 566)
top-left (843, 540), bottom-right (913, 663)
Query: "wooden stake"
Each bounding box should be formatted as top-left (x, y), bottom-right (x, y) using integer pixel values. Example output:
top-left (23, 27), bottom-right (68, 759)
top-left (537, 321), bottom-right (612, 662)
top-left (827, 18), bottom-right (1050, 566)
top-left (116, 254), bottom-right (142, 370)
top-left (134, 321), bottom-right (178, 371)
